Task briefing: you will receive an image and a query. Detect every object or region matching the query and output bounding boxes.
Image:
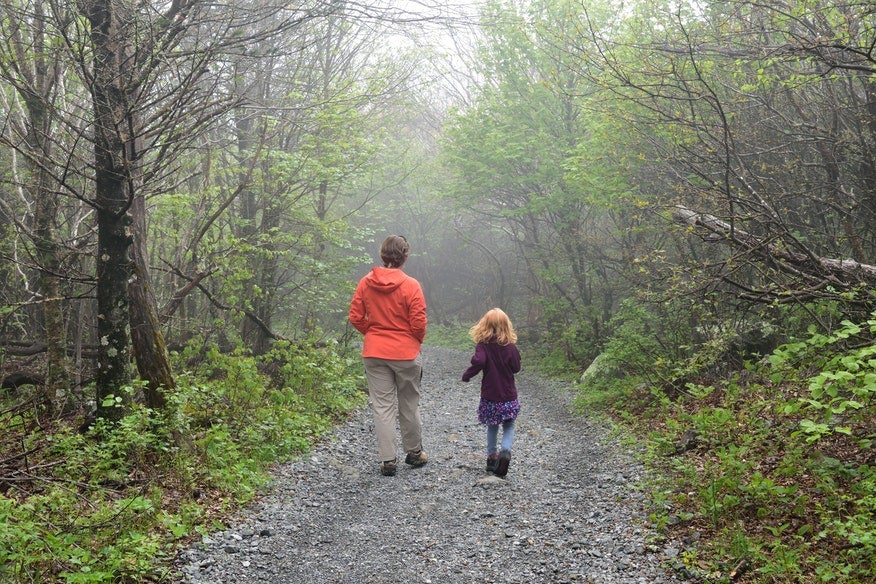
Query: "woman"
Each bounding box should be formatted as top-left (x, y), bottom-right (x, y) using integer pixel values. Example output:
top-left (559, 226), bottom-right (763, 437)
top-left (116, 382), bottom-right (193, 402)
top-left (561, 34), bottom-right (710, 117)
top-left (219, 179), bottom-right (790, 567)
top-left (349, 235), bottom-right (428, 476)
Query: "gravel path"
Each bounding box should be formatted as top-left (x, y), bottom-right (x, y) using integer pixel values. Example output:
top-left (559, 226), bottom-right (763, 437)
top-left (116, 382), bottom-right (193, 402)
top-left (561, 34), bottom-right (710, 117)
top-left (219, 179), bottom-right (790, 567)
top-left (175, 345), bottom-right (680, 583)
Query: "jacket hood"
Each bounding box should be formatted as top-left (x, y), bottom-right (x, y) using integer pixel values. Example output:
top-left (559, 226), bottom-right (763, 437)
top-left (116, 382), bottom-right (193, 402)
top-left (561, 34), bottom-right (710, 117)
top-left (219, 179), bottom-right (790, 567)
top-left (363, 266), bottom-right (407, 293)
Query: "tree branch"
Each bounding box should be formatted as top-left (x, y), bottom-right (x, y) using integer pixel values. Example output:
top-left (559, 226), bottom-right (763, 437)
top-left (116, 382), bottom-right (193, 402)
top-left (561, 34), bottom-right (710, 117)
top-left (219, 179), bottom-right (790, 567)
top-left (673, 205), bottom-right (876, 284)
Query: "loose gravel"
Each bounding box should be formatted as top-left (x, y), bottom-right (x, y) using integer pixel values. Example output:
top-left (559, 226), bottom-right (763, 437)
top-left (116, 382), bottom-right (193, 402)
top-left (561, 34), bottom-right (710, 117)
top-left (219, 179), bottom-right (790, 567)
top-left (175, 345), bottom-right (681, 583)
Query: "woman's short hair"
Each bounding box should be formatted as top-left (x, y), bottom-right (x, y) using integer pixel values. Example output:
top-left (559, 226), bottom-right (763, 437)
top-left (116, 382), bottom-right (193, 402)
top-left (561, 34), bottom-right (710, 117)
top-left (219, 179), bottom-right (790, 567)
top-left (380, 235), bottom-right (410, 268)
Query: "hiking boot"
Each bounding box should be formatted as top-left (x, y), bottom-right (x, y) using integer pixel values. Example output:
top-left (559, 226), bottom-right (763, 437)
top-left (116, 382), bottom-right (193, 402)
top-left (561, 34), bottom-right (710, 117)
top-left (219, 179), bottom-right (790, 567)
top-left (380, 459), bottom-right (397, 476)
top-left (486, 454), bottom-right (499, 473)
top-left (494, 450), bottom-right (511, 478)
top-left (404, 449), bottom-right (428, 468)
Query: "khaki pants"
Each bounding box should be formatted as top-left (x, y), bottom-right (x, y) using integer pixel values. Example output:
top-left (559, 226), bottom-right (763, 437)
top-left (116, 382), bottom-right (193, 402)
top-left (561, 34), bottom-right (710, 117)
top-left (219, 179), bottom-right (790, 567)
top-left (363, 356), bottom-right (423, 462)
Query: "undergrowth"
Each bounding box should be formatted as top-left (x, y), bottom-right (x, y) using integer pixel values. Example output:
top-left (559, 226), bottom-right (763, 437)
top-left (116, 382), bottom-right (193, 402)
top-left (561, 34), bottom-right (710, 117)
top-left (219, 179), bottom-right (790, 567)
top-left (425, 321), bottom-right (474, 351)
top-left (0, 339), bottom-right (365, 583)
top-left (7, 305), bottom-right (875, 583)
top-left (576, 311), bottom-right (876, 583)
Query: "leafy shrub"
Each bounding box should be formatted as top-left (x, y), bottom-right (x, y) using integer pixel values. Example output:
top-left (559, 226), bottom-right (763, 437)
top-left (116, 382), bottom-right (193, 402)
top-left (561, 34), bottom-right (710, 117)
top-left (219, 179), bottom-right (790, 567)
top-left (0, 412), bottom-right (175, 583)
top-left (527, 302), bottom-right (602, 378)
top-left (573, 298), bottom-right (700, 413)
top-left (0, 338), bottom-right (365, 582)
top-left (175, 339), bottom-right (365, 471)
top-left (767, 316), bottom-right (876, 578)
top-left (770, 317), bottom-right (876, 445)
top-left (623, 313), bottom-right (876, 582)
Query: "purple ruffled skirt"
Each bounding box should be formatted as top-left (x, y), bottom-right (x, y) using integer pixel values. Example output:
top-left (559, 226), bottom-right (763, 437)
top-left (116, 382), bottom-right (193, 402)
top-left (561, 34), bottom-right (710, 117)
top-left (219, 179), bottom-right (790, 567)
top-left (478, 398), bottom-right (520, 426)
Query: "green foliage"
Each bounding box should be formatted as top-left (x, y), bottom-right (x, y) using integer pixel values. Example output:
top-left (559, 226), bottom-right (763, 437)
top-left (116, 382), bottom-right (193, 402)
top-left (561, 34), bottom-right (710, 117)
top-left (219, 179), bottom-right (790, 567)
top-left (0, 340), bottom-right (364, 582)
top-left (175, 338), bottom-right (365, 485)
top-left (600, 299), bottom-right (672, 381)
top-left (52, 404), bottom-right (167, 486)
top-left (572, 297), bottom-right (711, 413)
top-left (425, 322), bottom-right (472, 351)
top-left (0, 489), bottom-right (167, 583)
top-left (769, 315), bottom-right (876, 446)
top-left (531, 303), bottom-right (602, 380)
top-left (0, 410), bottom-right (175, 583)
top-left (602, 312), bottom-right (876, 582)
top-left (440, 0), bottom-right (646, 359)
top-left (826, 470), bottom-right (876, 578)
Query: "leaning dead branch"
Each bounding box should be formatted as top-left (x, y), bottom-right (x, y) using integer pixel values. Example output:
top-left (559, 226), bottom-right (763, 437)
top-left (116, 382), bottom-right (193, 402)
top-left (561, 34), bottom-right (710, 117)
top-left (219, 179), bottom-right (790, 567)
top-left (673, 205), bottom-right (876, 285)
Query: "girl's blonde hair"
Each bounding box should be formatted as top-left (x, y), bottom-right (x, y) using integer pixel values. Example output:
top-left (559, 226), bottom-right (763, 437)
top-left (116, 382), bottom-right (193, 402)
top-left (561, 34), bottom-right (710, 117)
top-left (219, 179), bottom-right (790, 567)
top-left (469, 308), bottom-right (517, 345)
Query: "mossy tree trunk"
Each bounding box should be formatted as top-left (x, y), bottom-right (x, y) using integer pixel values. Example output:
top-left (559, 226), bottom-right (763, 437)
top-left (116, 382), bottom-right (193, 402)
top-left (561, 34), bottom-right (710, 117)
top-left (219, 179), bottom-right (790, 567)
top-left (83, 0), bottom-right (175, 419)
top-left (129, 185), bottom-right (175, 409)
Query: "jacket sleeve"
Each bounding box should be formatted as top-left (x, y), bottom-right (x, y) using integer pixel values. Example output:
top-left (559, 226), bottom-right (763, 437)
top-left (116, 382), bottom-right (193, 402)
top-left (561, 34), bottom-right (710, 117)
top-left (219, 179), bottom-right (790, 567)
top-left (348, 280), bottom-right (369, 334)
top-left (508, 344), bottom-right (521, 374)
top-left (461, 344), bottom-right (486, 382)
top-left (407, 279), bottom-right (428, 343)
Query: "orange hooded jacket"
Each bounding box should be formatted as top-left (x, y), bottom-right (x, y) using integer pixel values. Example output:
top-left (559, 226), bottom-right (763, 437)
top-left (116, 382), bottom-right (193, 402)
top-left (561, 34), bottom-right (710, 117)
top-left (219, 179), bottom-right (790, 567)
top-left (349, 266), bottom-right (427, 360)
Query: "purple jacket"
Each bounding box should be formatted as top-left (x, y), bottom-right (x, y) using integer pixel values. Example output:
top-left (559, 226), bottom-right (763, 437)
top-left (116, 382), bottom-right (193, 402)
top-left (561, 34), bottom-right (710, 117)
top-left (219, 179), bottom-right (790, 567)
top-left (462, 341), bottom-right (521, 402)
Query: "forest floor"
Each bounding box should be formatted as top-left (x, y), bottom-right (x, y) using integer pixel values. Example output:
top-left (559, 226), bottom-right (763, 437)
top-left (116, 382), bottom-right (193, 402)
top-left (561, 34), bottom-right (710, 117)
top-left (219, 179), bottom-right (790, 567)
top-left (173, 345), bottom-right (682, 583)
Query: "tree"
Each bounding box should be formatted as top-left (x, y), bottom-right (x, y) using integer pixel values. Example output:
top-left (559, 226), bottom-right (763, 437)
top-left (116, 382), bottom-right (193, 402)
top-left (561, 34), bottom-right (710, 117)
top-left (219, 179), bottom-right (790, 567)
top-left (0, 0), bottom-right (350, 419)
top-left (0, 0), bottom-right (71, 413)
top-left (215, 3), bottom-right (423, 350)
top-left (439, 0), bottom-right (650, 361)
top-left (570, 0), bottom-right (876, 329)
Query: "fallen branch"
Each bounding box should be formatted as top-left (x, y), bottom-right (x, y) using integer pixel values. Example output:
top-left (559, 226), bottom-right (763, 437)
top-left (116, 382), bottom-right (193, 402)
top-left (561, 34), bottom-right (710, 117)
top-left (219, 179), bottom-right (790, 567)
top-left (158, 263), bottom-right (218, 324)
top-left (0, 339), bottom-right (98, 359)
top-left (673, 205), bottom-right (876, 283)
top-left (729, 558), bottom-right (748, 581)
top-left (1, 372), bottom-right (45, 390)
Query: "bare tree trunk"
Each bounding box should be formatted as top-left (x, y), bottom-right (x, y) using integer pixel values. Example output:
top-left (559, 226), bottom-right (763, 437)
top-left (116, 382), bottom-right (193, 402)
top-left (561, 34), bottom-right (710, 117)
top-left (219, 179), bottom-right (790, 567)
top-left (82, 0), bottom-right (177, 417)
top-left (234, 73), bottom-right (275, 355)
top-left (32, 132), bottom-right (69, 414)
top-left (21, 0), bottom-right (69, 414)
top-left (859, 78), bottom-right (876, 259)
top-left (0, 0), bottom-right (70, 414)
top-left (129, 186), bottom-right (175, 408)
top-left (234, 107), bottom-right (263, 353)
top-left (94, 201), bottom-right (133, 422)
top-left (84, 0), bottom-right (135, 420)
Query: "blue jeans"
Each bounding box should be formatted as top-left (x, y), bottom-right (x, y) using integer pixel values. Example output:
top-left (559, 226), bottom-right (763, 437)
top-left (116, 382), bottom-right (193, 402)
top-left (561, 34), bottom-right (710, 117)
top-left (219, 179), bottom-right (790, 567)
top-left (486, 418), bottom-right (515, 455)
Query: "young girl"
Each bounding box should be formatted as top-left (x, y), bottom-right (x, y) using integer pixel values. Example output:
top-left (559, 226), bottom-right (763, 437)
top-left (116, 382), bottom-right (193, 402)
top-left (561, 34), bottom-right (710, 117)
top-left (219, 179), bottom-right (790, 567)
top-left (461, 308), bottom-right (521, 478)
